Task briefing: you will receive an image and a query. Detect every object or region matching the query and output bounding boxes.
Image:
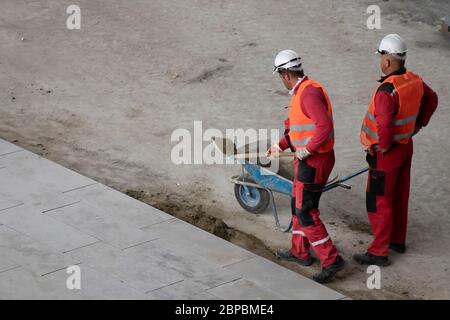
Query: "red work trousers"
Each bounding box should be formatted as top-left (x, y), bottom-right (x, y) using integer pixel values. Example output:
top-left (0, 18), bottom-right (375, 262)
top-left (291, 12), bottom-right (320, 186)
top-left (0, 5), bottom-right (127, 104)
top-left (366, 139), bottom-right (413, 257)
top-left (291, 150), bottom-right (339, 268)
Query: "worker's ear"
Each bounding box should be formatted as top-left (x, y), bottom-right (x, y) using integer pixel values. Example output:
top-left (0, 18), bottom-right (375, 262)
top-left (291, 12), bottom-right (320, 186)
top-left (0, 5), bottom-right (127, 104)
top-left (380, 55), bottom-right (389, 72)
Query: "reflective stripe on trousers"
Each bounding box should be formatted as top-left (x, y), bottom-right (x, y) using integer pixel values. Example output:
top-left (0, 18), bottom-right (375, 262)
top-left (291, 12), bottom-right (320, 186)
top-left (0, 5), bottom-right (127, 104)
top-left (311, 236), bottom-right (331, 247)
top-left (292, 230), bottom-right (306, 237)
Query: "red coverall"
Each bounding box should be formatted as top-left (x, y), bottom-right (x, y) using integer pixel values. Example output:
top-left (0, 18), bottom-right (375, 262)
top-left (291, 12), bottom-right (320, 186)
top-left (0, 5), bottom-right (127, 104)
top-left (278, 77), bottom-right (339, 268)
top-left (365, 67), bottom-right (438, 257)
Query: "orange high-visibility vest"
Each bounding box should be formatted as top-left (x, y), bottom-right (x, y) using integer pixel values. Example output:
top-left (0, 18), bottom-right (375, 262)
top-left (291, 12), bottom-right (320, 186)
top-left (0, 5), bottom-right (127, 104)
top-left (288, 79), bottom-right (334, 153)
top-left (360, 71), bottom-right (424, 148)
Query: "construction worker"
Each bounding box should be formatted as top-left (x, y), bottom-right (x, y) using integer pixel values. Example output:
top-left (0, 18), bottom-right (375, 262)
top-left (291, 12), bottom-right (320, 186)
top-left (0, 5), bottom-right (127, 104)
top-left (267, 49), bottom-right (345, 283)
top-left (354, 34), bottom-right (438, 266)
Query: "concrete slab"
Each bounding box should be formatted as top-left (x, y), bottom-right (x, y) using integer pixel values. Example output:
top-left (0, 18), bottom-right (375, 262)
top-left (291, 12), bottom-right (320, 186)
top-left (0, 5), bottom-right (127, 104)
top-left (0, 267), bottom-right (68, 300)
top-left (0, 149), bottom-right (95, 193)
top-left (68, 241), bottom-right (183, 293)
top-left (225, 256), bottom-right (346, 300)
top-left (207, 278), bottom-right (289, 300)
top-left (0, 205), bottom-right (100, 253)
top-left (42, 264), bottom-right (147, 300)
top-left (141, 218), bottom-right (256, 267)
top-left (0, 140), bottom-right (21, 156)
top-left (0, 199), bottom-right (23, 212)
top-left (146, 279), bottom-right (220, 300)
top-left (0, 225), bottom-right (82, 276)
top-left (124, 238), bottom-right (243, 290)
top-left (0, 256), bottom-right (19, 274)
top-left (46, 201), bottom-right (158, 250)
top-left (63, 183), bottom-right (173, 229)
top-left (0, 164), bottom-right (83, 213)
top-left (0, 139), bottom-right (346, 299)
top-left (0, 266), bottom-right (146, 300)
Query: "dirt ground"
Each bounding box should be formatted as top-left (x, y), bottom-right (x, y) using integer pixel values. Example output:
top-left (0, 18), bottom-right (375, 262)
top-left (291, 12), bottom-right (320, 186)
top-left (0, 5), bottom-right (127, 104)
top-left (1, 0), bottom-right (450, 299)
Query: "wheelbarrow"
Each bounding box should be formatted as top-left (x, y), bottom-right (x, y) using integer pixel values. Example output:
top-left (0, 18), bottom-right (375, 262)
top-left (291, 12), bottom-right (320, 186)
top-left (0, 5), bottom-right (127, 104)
top-left (230, 162), bottom-right (368, 232)
top-left (212, 136), bottom-right (369, 232)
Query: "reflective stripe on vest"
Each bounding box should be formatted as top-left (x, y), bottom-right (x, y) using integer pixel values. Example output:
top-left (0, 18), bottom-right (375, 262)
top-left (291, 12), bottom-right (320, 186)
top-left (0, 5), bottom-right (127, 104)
top-left (292, 137), bottom-right (312, 146)
top-left (361, 124), bottom-right (378, 139)
top-left (288, 79), bottom-right (334, 153)
top-left (365, 111), bottom-right (418, 126)
top-left (393, 131), bottom-right (414, 140)
top-left (290, 124), bottom-right (317, 132)
top-left (362, 124), bottom-right (414, 141)
top-left (393, 113), bottom-right (418, 126)
top-left (360, 71), bottom-right (424, 148)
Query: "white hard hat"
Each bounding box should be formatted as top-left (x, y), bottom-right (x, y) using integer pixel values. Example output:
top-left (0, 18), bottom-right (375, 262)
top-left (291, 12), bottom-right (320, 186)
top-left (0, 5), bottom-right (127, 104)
top-left (273, 49), bottom-right (303, 74)
top-left (376, 34), bottom-right (407, 60)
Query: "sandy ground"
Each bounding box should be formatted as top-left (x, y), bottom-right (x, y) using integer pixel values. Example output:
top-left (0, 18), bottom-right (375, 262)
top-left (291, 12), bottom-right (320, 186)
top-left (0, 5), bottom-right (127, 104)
top-left (1, 0), bottom-right (450, 299)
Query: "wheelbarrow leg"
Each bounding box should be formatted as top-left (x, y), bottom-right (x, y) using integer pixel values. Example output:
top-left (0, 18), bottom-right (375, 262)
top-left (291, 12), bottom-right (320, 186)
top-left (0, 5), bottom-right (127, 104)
top-left (241, 165), bottom-right (251, 195)
top-left (285, 216), bottom-right (293, 233)
top-left (268, 190), bottom-right (292, 233)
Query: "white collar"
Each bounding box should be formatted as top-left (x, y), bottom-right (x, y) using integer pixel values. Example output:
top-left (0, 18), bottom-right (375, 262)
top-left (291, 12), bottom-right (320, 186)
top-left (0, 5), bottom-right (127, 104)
top-left (289, 76), bottom-right (306, 96)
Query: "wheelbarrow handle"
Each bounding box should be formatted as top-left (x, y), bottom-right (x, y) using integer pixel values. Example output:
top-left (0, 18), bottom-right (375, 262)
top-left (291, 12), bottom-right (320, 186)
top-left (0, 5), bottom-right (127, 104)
top-left (323, 167), bottom-right (369, 192)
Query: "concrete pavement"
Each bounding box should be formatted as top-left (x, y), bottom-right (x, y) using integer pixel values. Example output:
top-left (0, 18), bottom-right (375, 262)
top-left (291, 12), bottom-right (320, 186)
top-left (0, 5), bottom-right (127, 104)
top-left (0, 139), bottom-right (345, 299)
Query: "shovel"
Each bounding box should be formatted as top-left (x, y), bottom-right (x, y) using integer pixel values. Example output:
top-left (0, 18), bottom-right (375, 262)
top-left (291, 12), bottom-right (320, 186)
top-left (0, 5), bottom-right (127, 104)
top-left (211, 137), bottom-right (297, 159)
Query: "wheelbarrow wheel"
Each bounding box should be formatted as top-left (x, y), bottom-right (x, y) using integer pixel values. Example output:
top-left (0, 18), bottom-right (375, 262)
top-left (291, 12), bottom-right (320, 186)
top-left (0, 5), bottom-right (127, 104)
top-left (234, 176), bottom-right (270, 214)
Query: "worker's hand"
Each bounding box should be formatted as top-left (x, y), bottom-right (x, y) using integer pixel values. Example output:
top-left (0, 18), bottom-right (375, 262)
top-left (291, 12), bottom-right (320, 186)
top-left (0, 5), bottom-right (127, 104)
top-left (296, 147), bottom-right (311, 160)
top-left (374, 144), bottom-right (388, 155)
top-left (365, 147), bottom-right (375, 156)
top-left (366, 145), bottom-right (380, 156)
top-left (266, 144), bottom-right (281, 158)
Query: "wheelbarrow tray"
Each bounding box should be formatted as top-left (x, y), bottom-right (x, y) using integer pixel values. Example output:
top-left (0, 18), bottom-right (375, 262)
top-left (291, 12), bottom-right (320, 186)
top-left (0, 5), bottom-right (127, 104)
top-left (240, 162), bottom-right (293, 196)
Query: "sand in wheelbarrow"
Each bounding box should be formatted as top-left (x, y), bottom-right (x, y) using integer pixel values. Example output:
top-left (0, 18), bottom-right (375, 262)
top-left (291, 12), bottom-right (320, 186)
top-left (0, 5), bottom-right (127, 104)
top-left (235, 139), bottom-right (295, 181)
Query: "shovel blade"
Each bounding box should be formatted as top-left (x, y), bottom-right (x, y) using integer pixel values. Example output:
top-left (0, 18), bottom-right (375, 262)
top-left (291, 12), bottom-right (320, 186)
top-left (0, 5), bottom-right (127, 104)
top-left (211, 136), bottom-right (237, 157)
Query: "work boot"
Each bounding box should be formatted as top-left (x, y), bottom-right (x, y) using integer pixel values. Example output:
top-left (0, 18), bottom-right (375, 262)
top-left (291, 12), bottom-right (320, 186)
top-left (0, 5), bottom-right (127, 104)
top-left (353, 252), bottom-right (390, 266)
top-left (389, 243), bottom-right (406, 254)
top-left (313, 255), bottom-right (345, 284)
top-left (275, 249), bottom-right (313, 266)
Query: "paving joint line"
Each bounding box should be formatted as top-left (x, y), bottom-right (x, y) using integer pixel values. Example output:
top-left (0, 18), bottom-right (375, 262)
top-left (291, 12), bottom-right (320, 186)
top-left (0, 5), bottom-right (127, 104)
top-left (205, 276), bottom-right (243, 291)
top-left (40, 262), bottom-right (83, 277)
top-left (0, 265), bottom-right (21, 275)
top-left (41, 201), bottom-right (81, 213)
top-left (139, 218), bottom-right (177, 230)
top-left (145, 279), bottom-right (185, 294)
top-left (221, 255), bottom-right (258, 269)
top-left (62, 239), bottom-right (103, 254)
top-left (62, 182), bottom-right (99, 194)
top-left (121, 238), bottom-right (160, 251)
top-left (0, 202), bottom-right (24, 213)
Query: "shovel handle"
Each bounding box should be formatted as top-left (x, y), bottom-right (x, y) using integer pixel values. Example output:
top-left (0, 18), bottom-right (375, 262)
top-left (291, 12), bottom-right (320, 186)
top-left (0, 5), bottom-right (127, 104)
top-left (233, 152), bottom-right (296, 159)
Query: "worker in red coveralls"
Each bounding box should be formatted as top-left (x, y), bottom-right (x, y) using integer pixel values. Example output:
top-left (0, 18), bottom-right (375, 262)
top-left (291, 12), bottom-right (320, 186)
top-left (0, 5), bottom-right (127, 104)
top-left (267, 50), bottom-right (345, 283)
top-left (354, 34), bottom-right (438, 266)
